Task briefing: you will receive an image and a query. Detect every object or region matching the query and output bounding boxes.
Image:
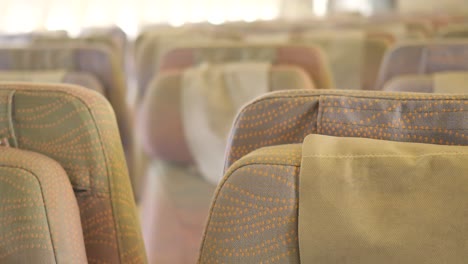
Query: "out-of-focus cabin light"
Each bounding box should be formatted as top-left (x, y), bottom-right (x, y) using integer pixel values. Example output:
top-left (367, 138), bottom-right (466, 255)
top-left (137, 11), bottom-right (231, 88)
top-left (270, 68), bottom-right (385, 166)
top-left (208, 15), bottom-right (225, 25)
top-left (260, 7), bottom-right (279, 21)
top-left (335, 0), bottom-right (372, 16)
top-left (226, 8), bottom-right (244, 22)
top-left (116, 8), bottom-right (139, 37)
top-left (4, 4), bottom-right (39, 33)
top-left (242, 11), bottom-right (258, 23)
top-left (313, 0), bottom-right (329, 17)
top-left (168, 17), bottom-right (186, 27)
top-left (83, 3), bottom-right (114, 28)
top-left (187, 9), bottom-right (205, 23)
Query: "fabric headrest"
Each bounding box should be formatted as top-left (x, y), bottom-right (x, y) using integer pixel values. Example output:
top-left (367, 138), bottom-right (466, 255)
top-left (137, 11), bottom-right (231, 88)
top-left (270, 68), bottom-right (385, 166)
top-left (376, 40), bottom-right (468, 89)
top-left (158, 44), bottom-right (333, 89)
top-left (224, 90), bottom-right (468, 171)
top-left (137, 65), bottom-right (316, 164)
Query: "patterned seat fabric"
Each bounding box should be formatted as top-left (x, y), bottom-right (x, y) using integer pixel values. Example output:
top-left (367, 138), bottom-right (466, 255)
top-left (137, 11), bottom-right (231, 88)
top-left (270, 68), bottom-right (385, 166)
top-left (157, 44), bottom-right (333, 89)
top-left (0, 147), bottom-right (87, 263)
top-left (0, 83), bottom-right (146, 263)
top-left (375, 40), bottom-right (468, 90)
top-left (0, 45), bottom-right (138, 196)
top-left (137, 65), bottom-right (314, 264)
top-left (199, 90), bottom-right (468, 263)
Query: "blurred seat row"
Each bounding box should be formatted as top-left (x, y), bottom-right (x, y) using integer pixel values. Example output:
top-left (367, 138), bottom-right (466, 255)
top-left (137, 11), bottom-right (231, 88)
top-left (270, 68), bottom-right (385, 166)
top-left (0, 12), bottom-right (468, 263)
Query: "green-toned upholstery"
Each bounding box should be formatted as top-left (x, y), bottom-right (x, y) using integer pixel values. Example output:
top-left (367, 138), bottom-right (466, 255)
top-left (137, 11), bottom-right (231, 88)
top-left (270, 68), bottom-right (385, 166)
top-left (199, 90), bottom-right (468, 263)
top-left (0, 147), bottom-right (87, 263)
top-left (0, 83), bottom-right (146, 263)
top-left (0, 45), bottom-right (138, 197)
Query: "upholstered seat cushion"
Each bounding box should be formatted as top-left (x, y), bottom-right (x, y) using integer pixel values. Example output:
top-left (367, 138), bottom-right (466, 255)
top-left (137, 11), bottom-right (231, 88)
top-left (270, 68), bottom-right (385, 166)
top-left (0, 147), bottom-right (87, 263)
top-left (199, 90), bottom-right (468, 263)
top-left (0, 83), bottom-right (146, 263)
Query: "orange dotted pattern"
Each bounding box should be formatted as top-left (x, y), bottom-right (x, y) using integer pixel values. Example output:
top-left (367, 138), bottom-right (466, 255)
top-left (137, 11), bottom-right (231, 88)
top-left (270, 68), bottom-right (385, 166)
top-left (200, 145), bottom-right (301, 263)
top-left (0, 83), bottom-right (146, 263)
top-left (0, 147), bottom-right (87, 263)
top-left (201, 90), bottom-right (468, 263)
top-left (0, 46), bottom-right (136, 195)
top-left (226, 90), bottom-right (468, 169)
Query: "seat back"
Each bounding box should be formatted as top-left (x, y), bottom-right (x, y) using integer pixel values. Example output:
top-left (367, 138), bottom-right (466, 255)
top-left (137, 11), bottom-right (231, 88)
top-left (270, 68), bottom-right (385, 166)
top-left (139, 64), bottom-right (315, 165)
top-left (135, 33), bottom-right (239, 98)
top-left (0, 147), bottom-right (87, 263)
top-left (0, 83), bottom-right (146, 263)
top-left (294, 30), bottom-right (390, 90)
top-left (137, 64), bottom-right (314, 264)
top-left (199, 90), bottom-right (468, 263)
top-left (0, 70), bottom-right (104, 94)
top-left (0, 45), bottom-right (136, 191)
top-left (157, 44), bottom-right (333, 90)
top-left (383, 72), bottom-right (468, 93)
top-left (376, 40), bottom-right (468, 90)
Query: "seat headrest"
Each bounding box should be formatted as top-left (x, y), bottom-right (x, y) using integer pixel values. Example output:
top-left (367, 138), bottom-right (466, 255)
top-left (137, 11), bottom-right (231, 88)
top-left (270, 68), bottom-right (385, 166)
top-left (201, 90), bottom-right (468, 263)
top-left (224, 90), bottom-right (468, 171)
top-left (0, 83), bottom-right (146, 263)
top-left (0, 70), bottom-right (105, 94)
top-left (0, 44), bottom-right (133, 172)
top-left (138, 65), bottom-right (316, 164)
top-left (158, 44), bottom-right (333, 89)
top-left (384, 72), bottom-right (468, 94)
top-left (376, 41), bottom-right (468, 90)
top-left (0, 147), bottom-right (87, 263)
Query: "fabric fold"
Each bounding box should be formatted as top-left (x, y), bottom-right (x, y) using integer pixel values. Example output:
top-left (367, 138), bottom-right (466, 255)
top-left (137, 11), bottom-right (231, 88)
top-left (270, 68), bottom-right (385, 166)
top-left (299, 134), bottom-right (468, 263)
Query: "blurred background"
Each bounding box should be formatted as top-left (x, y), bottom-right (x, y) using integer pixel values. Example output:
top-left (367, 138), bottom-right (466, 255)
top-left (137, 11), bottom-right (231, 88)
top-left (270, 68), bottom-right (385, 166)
top-left (1, 0), bottom-right (467, 37)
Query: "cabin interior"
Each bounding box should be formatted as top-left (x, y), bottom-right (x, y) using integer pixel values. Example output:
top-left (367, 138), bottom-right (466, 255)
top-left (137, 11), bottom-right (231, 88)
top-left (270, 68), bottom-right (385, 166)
top-left (1, 0), bottom-right (468, 263)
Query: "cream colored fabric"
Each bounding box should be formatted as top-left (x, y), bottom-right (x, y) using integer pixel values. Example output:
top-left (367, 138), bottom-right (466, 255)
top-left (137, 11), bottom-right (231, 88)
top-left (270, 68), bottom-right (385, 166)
top-left (434, 72), bottom-right (468, 93)
top-left (299, 134), bottom-right (468, 263)
top-left (298, 30), bottom-right (364, 90)
top-left (0, 70), bottom-right (66, 82)
top-left (181, 62), bottom-right (270, 184)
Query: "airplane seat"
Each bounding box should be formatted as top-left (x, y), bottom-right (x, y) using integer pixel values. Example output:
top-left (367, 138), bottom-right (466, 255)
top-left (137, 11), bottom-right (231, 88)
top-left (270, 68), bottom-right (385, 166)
top-left (157, 44), bottom-right (333, 90)
top-left (0, 83), bottom-right (146, 263)
top-left (383, 72), bottom-right (468, 93)
top-left (0, 147), bottom-right (87, 263)
top-left (199, 90), bottom-right (468, 263)
top-left (137, 63), bottom-right (315, 264)
top-left (293, 31), bottom-right (390, 90)
top-left (0, 71), bottom-right (105, 94)
top-left (0, 45), bottom-right (140, 199)
top-left (375, 41), bottom-right (468, 90)
top-left (135, 32), bottom-right (240, 100)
